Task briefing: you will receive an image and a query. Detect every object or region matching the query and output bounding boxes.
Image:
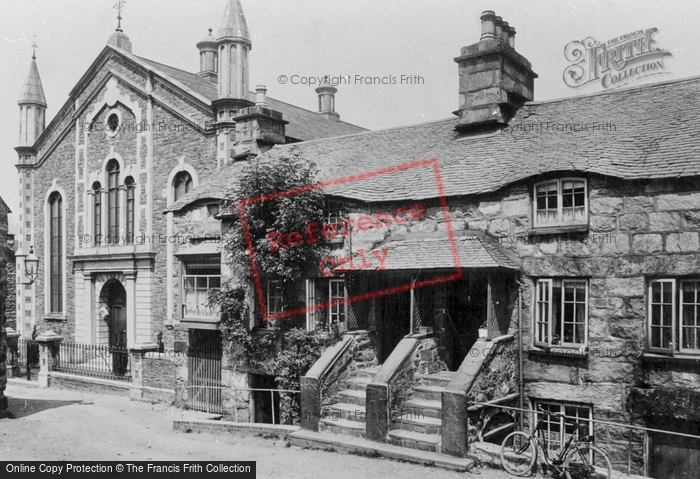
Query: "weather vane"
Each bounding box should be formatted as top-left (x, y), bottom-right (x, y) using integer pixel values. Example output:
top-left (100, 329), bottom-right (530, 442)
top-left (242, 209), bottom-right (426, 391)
top-left (114, 0), bottom-right (127, 33)
top-left (31, 35), bottom-right (38, 60)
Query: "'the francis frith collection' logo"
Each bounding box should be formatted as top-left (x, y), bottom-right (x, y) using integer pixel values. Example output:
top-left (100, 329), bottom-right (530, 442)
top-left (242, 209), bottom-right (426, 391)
top-left (563, 28), bottom-right (672, 90)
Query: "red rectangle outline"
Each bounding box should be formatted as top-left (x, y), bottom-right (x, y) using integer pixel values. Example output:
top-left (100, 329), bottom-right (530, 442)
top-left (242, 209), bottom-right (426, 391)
top-left (238, 158), bottom-right (462, 321)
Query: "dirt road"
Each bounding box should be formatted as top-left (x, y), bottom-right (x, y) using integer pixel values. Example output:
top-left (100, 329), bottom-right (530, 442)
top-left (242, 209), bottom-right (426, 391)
top-left (0, 384), bottom-right (519, 478)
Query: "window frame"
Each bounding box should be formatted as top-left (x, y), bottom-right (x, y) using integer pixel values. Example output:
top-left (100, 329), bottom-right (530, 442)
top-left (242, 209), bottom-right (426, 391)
top-left (106, 159), bottom-right (120, 241)
top-left (533, 400), bottom-right (593, 456)
top-left (533, 178), bottom-right (589, 229)
top-left (647, 278), bottom-right (700, 356)
top-left (92, 181), bottom-right (102, 245)
top-left (124, 176), bottom-right (135, 244)
top-left (329, 279), bottom-right (347, 326)
top-left (173, 171), bottom-right (193, 203)
top-left (266, 280), bottom-right (284, 317)
top-left (48, 192), bottom-right (63, 314)
top-left (534, 278), bottom-right (589, 349)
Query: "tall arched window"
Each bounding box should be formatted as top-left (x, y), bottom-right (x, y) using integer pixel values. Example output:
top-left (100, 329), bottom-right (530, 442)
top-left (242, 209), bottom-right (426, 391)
top-left (125, 176), bottom-right (135, 244)
top-left (173, 171), bottom-right (193, 202)
top-left (107, 160), bottom-right (120, 240)
top-left (92, 181), bottom-right (102, 244)
top-left (48, 191), bottom-right (63, 313)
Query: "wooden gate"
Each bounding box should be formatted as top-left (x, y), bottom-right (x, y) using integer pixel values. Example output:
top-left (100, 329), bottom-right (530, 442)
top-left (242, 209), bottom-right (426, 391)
top-left (187, 332), bottom-right (223, 414)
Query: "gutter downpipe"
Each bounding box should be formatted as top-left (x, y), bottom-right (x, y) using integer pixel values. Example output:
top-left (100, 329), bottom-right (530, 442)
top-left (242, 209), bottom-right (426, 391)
top-left (516, 278), bottom-right (526, 431)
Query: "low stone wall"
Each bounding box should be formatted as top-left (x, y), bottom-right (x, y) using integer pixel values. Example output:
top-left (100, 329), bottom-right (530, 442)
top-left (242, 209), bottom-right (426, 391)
top-left (221, 369), bottom-right (251, 422)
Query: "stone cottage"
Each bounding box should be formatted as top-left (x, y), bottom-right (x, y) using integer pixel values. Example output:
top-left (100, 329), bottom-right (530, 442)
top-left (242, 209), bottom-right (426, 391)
top-left (170, 10), bottom-right (700, 478)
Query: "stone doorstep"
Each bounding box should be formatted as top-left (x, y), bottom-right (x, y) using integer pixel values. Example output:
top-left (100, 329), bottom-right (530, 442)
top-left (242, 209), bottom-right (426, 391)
top-left (470, 442), bottom-right (651, 479)
top-left (397, 414), bottom-right (442, 435)
top-left (326, 402), bottom-right (366, 422)
top-left (413, 384), bottom-right (445, 400)
top-left (419, 372), bottom-right (455, 387)
top-left (320, 418), bottom-right (365, 438)
top-left (405, 398), bottom-right (442, 418)
top-left (289, 429), bottom-right (475, 472)
top-left (387, 429), bottom-right (441, 453)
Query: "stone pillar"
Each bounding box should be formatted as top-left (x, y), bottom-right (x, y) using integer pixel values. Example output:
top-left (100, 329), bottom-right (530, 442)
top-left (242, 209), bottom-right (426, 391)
top-left (35, 330), bottom-right (63, 389)
top-left (83, 274), bottom-right (94, 344)
top-left (124, 272), bottom-right (137, 347)
top-left (129, 349), bottom-right (144, 400)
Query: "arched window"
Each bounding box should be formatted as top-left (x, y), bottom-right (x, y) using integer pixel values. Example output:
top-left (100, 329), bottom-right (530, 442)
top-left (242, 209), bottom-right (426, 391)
top-left (173, 171), bottom-right (193, 202)
top-left (125, 176), bottom-right (135, 244)
top-left (92, 182), bottom-right (102, 244)
top-left (48, 191), bottom-right (63, 313)
top-left (107, 160), bottom-right (120, 240)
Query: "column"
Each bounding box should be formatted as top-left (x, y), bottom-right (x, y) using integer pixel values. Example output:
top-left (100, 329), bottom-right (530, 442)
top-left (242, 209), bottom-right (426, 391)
top-left (124, 272), bottom-right (137, 347)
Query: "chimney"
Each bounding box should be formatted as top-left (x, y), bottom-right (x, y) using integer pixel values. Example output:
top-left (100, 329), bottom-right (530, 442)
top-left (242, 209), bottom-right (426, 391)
top-left (454, 11), bottom-right (537, 131)
top-left (315, 76), bottom-right (340, 122)
top-left (255, 85), bottom-right (267, 106)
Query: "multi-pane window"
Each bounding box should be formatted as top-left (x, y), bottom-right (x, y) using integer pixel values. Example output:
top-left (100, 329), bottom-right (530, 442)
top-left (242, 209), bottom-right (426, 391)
top-left (329, 279), bottom-right (346, 325)
top-left (534, 178), bottom-right (587, 227)
top-left (125, 176), bottom-right (135, 244)
top-left (267, 280), bottom-right (284, 316)
top-left (534, 401), bottom-right (593, 456)
top-left (173, 171), bottom-right (193, 202)
top-left (648, 279), bottom-right (700, 354)
top-left (92, 181), bottom-right (102, 245)
top-left (535, 279), bottom-right (588, 348)
top-left (182, 262), bottom-right (221, 319)
top-left (107, 159), bottom-right (120, 240)
top-left (49, 192), bottom-right (63, 313)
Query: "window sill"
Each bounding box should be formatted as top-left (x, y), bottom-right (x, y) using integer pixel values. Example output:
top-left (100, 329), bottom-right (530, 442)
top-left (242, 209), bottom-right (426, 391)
top-left (528, 225), bottom-right (589, 236)
top-left (642, 353), bottom-right (700, 363)
top-left (44, 314), bottom-right (67, 323)
top-left (526, 347), bottom-right (588, 359)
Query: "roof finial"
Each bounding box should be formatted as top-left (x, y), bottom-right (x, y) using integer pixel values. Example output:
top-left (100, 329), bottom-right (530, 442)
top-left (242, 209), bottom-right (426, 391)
top-left (114, 0), bottom-right (127, 32)
top-left (31, 35), bottom-right (38, 60)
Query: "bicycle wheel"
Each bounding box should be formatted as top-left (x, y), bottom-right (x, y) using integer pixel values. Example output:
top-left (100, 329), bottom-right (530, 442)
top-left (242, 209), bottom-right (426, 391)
top-left (501, 431), bottom-right (536, 476)
top-left (563, 444), bottom-right (612, 479)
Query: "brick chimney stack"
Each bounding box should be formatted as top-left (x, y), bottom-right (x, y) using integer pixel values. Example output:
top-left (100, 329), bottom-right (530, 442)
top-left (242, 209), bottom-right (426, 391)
top-left (454, 11), bottom-right (537, 131)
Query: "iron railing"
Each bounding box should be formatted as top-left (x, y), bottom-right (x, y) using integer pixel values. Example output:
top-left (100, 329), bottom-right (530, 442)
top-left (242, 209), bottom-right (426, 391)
top-left (53, 341), bottom-right (131, 381)
top-left (5, 338), bottom-right (40, 380)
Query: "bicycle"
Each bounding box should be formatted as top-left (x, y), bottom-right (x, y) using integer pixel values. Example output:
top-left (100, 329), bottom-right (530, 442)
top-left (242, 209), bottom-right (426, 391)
top-left (500, 407), bottom-right (612, 479)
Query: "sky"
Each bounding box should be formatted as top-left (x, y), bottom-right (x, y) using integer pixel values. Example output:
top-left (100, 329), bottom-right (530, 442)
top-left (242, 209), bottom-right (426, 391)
top-left (1, 0), bottom-right (698, 231)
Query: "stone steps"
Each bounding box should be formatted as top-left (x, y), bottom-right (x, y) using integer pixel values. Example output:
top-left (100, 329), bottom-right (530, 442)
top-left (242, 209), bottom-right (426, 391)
top-left (412, 384), bottom-right (445, 401)
top-left (396, 413), bottom-right (442, 435)
top-left (338, 389), bottom-right (365, 406)
top-left (387, 429), bottom-right (441, 453)
top-left (419, 371), bottom-right (455, 387)
top-left (405, 398), bottom-right (442, 419)
top-left (320, 417), bottom-right (365, 438)
top-left (347, 376), bottom-right (372, 390)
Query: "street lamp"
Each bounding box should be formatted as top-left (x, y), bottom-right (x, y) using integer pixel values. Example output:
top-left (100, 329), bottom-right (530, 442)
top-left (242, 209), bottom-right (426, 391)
top-left (24, 245), bottom-right (39, 284)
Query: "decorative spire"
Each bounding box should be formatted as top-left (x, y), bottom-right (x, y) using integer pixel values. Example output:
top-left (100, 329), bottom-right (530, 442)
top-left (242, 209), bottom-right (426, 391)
top-left (114, 0), bottom-right (126, 33)
top-left (217, 0), bottom-right (251, 44)
top-left (18, 52), bottom-right (47, 107)
top-left (31, 35), bottom-right (38, 60)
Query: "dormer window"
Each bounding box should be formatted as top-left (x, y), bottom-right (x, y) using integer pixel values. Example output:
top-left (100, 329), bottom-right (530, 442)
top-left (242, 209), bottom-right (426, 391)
top-left (534, 178), bottom-right (588, 228)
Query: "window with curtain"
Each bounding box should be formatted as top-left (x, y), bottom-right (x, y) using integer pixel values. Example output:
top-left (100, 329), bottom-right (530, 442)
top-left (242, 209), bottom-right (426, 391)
top-left (534, 178), bottom-right (587, 228)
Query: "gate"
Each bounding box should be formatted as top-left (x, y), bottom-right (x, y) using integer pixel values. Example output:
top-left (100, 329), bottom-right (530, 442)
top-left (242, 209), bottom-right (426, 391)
top-left (187, 332), bottom-right (223, 414)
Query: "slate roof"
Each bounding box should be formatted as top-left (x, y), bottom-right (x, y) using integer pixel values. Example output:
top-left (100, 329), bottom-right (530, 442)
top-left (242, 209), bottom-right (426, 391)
top-left (359, 230), bottom-right (519, 271)
top-left (167, 75), bottom-right (700, 211)
top-left (137, 57), bottom-right (367, 142)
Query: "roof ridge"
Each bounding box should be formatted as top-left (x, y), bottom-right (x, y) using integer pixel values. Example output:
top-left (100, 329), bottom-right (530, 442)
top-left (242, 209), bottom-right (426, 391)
top-left (526, 74), bottom-right (700, 106)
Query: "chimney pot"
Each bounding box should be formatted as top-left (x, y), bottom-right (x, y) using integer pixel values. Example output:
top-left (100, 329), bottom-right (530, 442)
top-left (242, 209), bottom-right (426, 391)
top-left (494, 16), bottom-right (504, 43)
top-left (255, 85), bottom-right (267, 106)
top-left (480, 11), bottom-right (497, 40)
top-left (508, 26), bottom-right (516, 48)
top-left (501, 21), bottom-right (510, 46)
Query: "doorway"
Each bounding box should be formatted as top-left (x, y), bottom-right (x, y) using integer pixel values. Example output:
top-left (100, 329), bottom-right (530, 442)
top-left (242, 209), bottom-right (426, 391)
top-left (103, 280), bottom-right (127, 348)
